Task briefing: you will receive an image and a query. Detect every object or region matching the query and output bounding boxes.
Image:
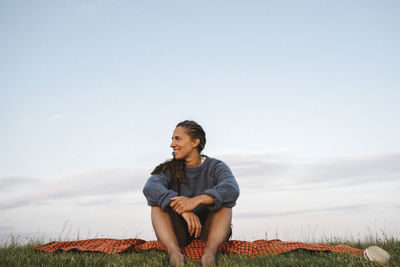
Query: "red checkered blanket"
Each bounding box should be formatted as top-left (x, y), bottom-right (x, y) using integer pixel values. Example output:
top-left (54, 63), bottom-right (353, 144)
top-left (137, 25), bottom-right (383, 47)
top-left (34, 238), bottom-right (364, 261)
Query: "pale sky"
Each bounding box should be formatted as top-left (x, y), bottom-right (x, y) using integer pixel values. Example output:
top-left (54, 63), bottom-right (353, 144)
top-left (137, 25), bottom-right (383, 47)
top-left (1, 0), bottom-right (399, 243)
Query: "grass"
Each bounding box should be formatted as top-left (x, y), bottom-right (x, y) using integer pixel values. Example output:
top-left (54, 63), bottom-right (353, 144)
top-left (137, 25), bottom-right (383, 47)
top-left (0, 236), bottom-right (399, 267)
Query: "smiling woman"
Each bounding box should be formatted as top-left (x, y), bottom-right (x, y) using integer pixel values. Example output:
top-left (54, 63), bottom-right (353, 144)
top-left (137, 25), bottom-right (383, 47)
top-left (143, 120), bottom-right (240, 266)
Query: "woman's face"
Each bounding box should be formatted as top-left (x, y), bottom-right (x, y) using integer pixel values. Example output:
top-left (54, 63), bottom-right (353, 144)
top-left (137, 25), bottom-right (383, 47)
top-left (170, 126), bottom-right (200, 160)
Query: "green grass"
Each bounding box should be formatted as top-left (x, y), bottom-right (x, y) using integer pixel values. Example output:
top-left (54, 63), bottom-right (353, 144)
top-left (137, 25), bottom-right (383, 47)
top-left (1, 237), bottom-right (399, 267)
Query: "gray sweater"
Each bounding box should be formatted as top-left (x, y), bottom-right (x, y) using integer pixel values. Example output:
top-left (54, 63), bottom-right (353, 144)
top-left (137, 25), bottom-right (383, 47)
top-left (143, 155), bottom-right (240, 212)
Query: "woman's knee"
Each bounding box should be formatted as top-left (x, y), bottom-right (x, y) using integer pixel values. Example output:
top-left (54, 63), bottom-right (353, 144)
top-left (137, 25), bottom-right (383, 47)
top-left (206, 207), bottom-right (232, 228)
top-left (213, 207), bottom-right (232, 218)
top-left (151, 206), bottom-right (167, 217)
top-left (219, 207), bottom-right (232, 213)
top-left (151, 206), bottom-right (162, 212)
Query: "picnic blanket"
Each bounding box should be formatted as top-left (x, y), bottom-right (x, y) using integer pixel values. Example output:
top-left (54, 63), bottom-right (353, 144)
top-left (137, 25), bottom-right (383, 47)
top-left (34, 238), bottom-right (364, 261)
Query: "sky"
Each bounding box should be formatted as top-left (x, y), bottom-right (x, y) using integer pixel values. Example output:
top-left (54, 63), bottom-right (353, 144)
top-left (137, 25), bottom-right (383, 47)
top-left (1, 0), bottom-right (399, 243)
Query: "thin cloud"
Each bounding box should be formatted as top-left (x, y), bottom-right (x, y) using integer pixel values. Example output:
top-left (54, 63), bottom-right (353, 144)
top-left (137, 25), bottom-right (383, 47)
top-left (0, 167), bottom-right (149, 211)
top-left (0, 176), bottom-right (39, 191)
top-left (75, 197), bottom-right (144, 207)
top-left (301, 153), bottom-right (400, 185)
top-left (0, 226), bottom-right (14, 232)
top-left (40, 114), bottom-right (64, 124)
top-left (0, 199), bottom-right (31, 211)
top-left (76, 198), bottom-right (116, 207)
top-left (220, 152), bottom-right (400, 191)
top-left (236, 204), bottom-right (370, 219)
top-left (2, 152), bottom-right (399, 211)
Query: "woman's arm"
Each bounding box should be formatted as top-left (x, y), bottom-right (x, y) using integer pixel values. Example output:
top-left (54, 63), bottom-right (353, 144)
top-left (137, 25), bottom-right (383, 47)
top-left (181, 212), bottom-right (202, 238)
top-left (170, 161), bottom-right (239, 213)
top-left (143, 173), bottom-right (178, 210)
top-left (169, 194), bottom-right (214, 215)
top-left (202, 161), bottom-right (240, 211)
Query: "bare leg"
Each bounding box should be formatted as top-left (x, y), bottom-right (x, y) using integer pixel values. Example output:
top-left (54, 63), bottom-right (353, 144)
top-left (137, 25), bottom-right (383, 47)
top-left (151, 206), bottom-right (185, 266)
top-left (201, 207), bottom-right (232, 266)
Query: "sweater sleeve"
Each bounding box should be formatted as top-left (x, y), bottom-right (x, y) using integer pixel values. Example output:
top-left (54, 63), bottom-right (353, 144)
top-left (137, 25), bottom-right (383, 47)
top-left (203, 161), bottom-right (240, 211)
top-left (143, 173), bottom-right (178, 210)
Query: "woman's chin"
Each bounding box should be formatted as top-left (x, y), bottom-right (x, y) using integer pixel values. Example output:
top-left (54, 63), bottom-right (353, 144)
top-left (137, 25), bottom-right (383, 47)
top-left (173, 151), bottom-right (190, 160)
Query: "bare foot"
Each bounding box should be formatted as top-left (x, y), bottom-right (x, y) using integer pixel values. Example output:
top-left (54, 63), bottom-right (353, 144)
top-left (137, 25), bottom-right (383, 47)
top-left (169, 251), bottom-right (185, 266)
top-left (201, 252), bottom-right (216, 266)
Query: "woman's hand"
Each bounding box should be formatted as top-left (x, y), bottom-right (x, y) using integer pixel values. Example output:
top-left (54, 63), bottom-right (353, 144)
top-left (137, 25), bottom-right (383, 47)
top-left (181, 212), bottom-right (202, 238)
top-left (170, 196), bottom-right (199, 214)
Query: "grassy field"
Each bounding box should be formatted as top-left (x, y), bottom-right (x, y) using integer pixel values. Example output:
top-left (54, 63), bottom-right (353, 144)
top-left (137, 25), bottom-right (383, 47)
top-left (1, 237), bottom-right (399, 266)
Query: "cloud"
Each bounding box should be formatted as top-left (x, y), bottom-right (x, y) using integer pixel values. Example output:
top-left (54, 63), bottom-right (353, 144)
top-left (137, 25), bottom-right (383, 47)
top-left (300, 153), bottom-right (400, 185)
top-left (76, 198), bottom-right (116, 207)
top-left (75, 197), bottom-right (144, 207)
top-left (0, 226), bottom-right (14, 232)
top-left (0, 176), bottom-right (40, 191)
top-left (40, 114), bottom-right (64, 124)
top-left (236, 204), bottom-right (370, 219)
top-left (2, 152), bottom-right (399, 211)
top-left (0, 199), bottom-right (31, 211)
top-left (220, 152), bottom-right (400, 191)
top-left (0, 167), bottom-right (149, 211)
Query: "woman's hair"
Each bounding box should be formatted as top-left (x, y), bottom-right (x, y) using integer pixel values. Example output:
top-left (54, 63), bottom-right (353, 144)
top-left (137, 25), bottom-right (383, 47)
top-left (151, 120), bottom-right (206, 184)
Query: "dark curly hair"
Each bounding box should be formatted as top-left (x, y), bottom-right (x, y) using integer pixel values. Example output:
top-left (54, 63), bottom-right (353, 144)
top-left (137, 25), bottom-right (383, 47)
top-left (151, 120), bottom-right (206, 186)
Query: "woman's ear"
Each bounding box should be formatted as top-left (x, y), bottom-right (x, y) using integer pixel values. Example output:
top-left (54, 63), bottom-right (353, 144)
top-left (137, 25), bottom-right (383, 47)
top-left (193, 138), bottom-right (200, 148)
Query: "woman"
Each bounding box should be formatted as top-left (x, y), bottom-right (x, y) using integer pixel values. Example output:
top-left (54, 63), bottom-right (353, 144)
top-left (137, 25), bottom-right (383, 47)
top-left (143, 120), bottom-right (240, 266)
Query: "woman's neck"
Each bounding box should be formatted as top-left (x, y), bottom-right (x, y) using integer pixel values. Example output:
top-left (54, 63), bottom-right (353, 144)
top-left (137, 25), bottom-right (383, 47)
top-left (185, 153), bottom-right (202, 167)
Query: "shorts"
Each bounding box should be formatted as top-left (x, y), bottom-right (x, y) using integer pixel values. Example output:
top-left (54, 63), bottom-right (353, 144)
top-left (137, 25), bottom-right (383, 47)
top-left (166, 205), bottom-right (232, 247)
